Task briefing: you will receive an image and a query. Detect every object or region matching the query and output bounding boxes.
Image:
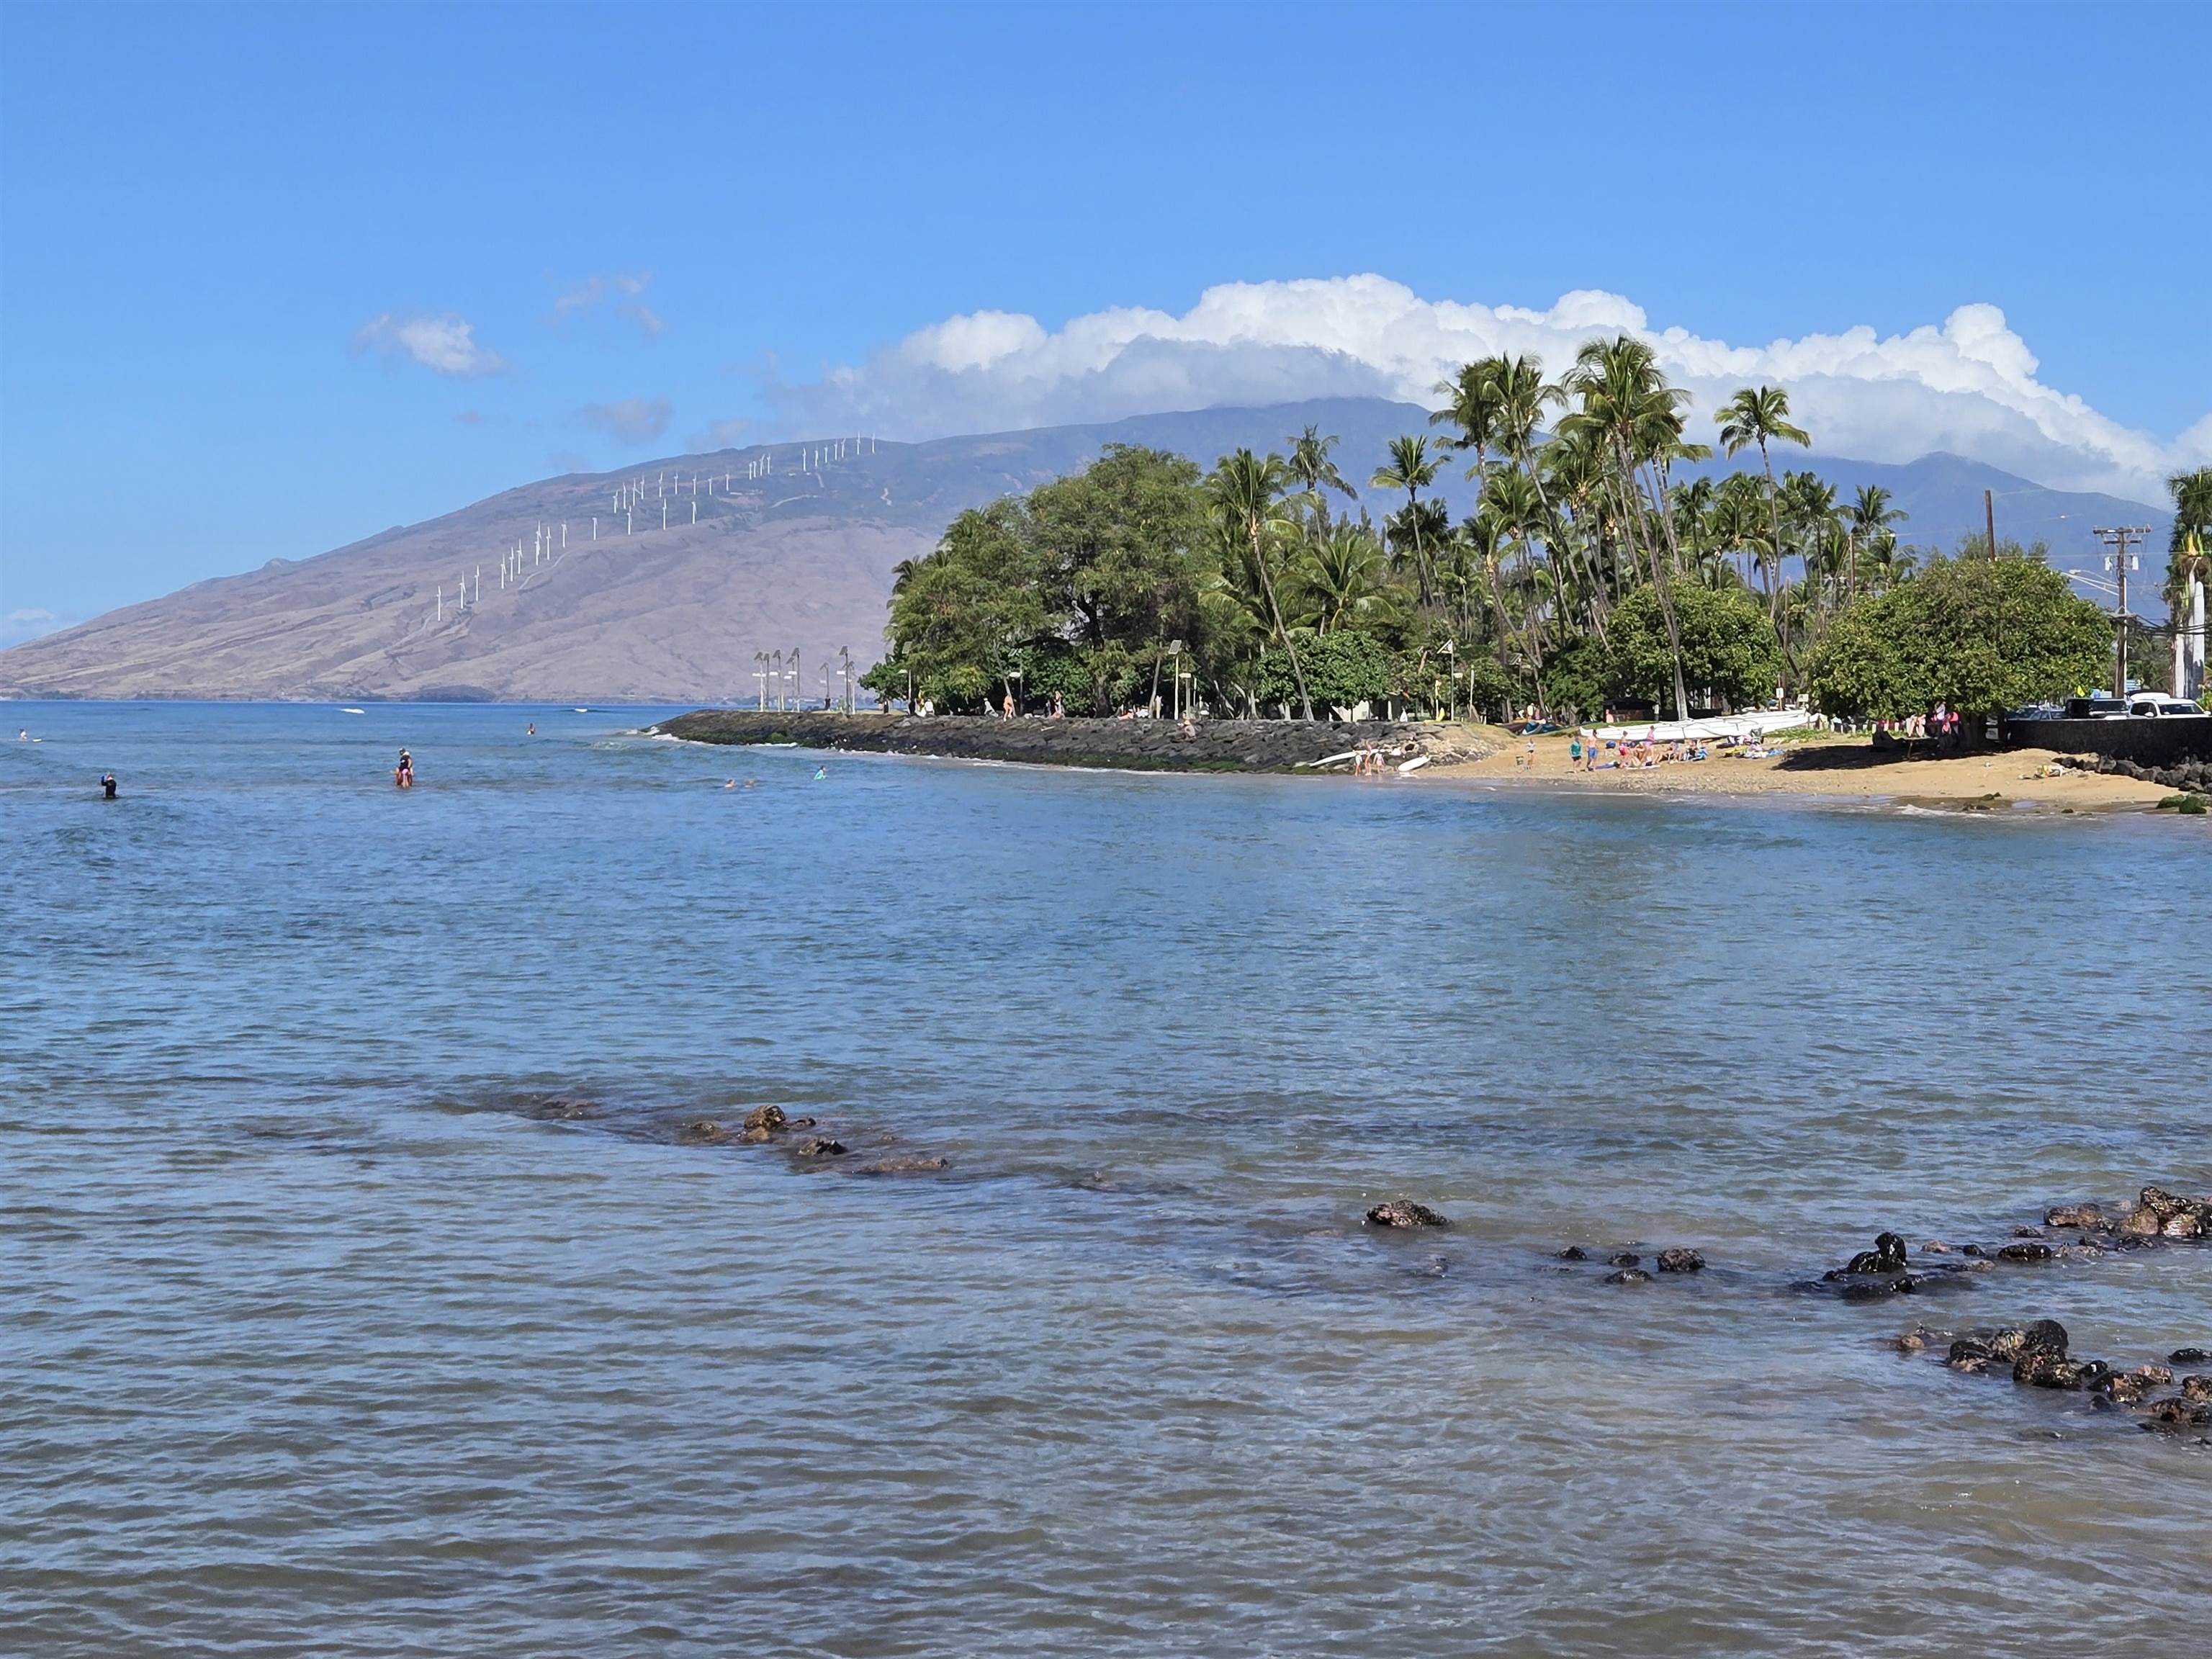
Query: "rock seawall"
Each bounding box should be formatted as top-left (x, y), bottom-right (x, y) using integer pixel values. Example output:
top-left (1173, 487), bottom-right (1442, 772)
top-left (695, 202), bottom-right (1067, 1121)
top-left (652, 710), bottom-right (1491, 773)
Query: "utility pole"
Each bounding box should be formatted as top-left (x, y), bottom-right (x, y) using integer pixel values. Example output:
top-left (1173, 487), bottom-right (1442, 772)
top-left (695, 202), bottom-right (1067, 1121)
top-left (2094, 525), bottom-right (2152, 698)
top-left (1985, 490), bottom-right (1997, 560)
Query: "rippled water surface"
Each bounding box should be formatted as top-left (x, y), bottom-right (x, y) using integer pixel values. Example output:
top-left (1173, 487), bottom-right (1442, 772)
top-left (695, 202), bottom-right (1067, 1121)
top-left (4, 702), bottom-right (2208, 1657)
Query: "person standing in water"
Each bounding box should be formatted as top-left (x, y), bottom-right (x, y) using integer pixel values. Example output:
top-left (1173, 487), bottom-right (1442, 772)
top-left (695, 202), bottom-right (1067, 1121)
top-left (395, 749), bottom-right (414, 789)
top-left (102, 773), bottom-right (118, 800)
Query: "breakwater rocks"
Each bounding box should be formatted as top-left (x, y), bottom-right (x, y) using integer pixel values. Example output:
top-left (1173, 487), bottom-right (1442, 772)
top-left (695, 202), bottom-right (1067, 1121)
top-left (651, 709), bottom-right (1493, 774)
top-left (2062, 752), bottom-right (2212, 799)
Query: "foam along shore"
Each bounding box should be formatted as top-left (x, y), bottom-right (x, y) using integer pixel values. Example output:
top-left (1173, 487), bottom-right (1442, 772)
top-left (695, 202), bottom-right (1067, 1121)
top-left (651, 709), bottom-right (1495, 773)
top-left (1432, 730), bottom-right (2191, 811)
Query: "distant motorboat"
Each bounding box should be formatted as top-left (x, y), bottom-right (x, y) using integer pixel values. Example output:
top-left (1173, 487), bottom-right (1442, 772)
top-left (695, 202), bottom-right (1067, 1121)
top-left (341, 707), bottom-right (366, 715)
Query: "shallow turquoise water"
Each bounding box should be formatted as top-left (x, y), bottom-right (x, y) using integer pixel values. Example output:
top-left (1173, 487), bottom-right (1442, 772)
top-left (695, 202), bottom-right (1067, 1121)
top-left (3, 702), bottom-right (2208, 1655)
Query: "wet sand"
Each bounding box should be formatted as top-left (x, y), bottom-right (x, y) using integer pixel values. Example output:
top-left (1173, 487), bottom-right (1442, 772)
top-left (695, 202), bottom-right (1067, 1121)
top-left (1427, 730), bottom-right (2183, 811)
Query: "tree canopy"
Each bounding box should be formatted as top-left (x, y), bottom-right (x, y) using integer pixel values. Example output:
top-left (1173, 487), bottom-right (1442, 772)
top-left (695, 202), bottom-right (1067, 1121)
top-left (1806, 552), bottom-right (2111, 717)
top-left (863, 349), bottom-right (2067, 724)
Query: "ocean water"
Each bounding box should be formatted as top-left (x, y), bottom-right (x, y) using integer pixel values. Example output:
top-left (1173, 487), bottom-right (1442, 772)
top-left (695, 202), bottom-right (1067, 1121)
top-left (3, 701), bottom-right (2208, 1658)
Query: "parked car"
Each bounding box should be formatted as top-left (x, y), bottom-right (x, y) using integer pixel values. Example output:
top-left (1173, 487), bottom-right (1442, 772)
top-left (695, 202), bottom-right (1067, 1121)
top-left (2062, 696), bottom-right (2129, 719)
top-left (2126, 691), bottom-right (2208, 718)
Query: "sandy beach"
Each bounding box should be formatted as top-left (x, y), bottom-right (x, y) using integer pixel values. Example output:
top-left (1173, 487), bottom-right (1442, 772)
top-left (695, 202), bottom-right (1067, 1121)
top-left (1429, 729), bottom-right (2185, 811)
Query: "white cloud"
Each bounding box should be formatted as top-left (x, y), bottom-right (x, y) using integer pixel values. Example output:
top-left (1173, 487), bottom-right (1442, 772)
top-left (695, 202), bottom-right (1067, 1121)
top-left (354, 312), bottom-right (507, 377)
top-left (582, 395), bottom-right (673, 444)
top-left (1, 607), bottom-right (64, 647)
top-left (767, 275), bottom-right (2203, 500)
top-left (555, 272), bottom-right (660, 338)
top-left (6, 607), bottom-right (55, 624)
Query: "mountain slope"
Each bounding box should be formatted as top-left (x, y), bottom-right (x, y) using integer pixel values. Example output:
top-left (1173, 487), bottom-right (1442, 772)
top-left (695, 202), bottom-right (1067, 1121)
top-left (0, 398), bottom-right (2170, 701)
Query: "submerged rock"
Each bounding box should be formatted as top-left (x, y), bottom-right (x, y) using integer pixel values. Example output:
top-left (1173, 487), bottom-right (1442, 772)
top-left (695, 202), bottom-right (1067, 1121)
top-left (2044, 1202), bottom-right (2103, 1228)
top-left (1604, 1267), bottom-right (1652, 1285)
top-left (1607, 1251), bottom-right (1641, 1269)
top-left (854, 1154), bottom-right (950, 1176)
top-left (1365, 1200), bottom-right (1449, 1229)
top-left (793, 1137), bottom-right (848, 1159)
top-left (1997, 1241), bottom-right (2056, 1263)
top-left (526, 1095), bottom-right (600, 1121)
top-left (2169, 1346), bottom-right (2209, 1366)
top-left (1557, 1246), bottom-right (1588, 1262)
top-left (1655, 1248), bottom-right (1706, 1274)
top-left (677, 1118), bottom-right (731, 1144)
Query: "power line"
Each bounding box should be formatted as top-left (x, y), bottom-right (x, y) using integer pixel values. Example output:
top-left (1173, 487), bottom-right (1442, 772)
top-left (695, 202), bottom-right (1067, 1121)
top-left (2092, 524), bottom-right (2152, 696)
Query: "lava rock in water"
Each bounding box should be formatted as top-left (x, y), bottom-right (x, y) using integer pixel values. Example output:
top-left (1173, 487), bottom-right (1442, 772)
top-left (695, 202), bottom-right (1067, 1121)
top-left (1841, 1233), bottom-right (1910, 1276)
top-left (1365, 1201), bottom-right (1449, 1229)
top-left (2044, 1202), bottom-right (2103, 1228)
top-left (1997, 1241), bottom-right (2056, 1263)
top-left (794, 1138), bottom-right (848, 1159)
top-left (2019, 1319), bottom-right (2069, 1357)
top-left (2142, 1397), bottom-right (2212, 1429)
top-left (1557, 1246), bottom-right (1588, 1262)
top-left (1655, 1248), bottom-right (1706, 1274)
top-left (2185, 1376), bottom-right (2212, 1405)
top-left (855, 1155), bottom-right (950, 1176)
top-left (742, 1105), bottom-right (787, 1136)
top-left (2170, 1347), bottom-right (2210, 1366)
top-left (2013, 1352), bottom-right (2087, 1390)
top-left (527, 1096), bottom-right (600, 1121)
top-left (1604, 1267), bottom-right (1652, 1285)
top-left (1607, 1251), bottom-right (1642, 1269)
top-left (2121, 1184), bottom-right (2210, 1238)
top-left (677, 1118), bottom-right (730, 1145)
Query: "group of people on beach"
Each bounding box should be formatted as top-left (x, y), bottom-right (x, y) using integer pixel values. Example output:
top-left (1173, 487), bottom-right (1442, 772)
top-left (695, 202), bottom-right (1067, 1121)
top-left (973, 691), bottom-right (1067, 720)
top-left (1562, 734), bottom-right (1712, 772)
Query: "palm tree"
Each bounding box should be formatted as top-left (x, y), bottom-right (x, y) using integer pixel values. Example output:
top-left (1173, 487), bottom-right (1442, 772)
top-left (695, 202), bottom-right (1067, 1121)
top-left (1209, 448), bottom-right (1313, 719)
top-left (1846, 484), bottom-right (1908, 598)
top-left (1372, 435), bottom-right (1444, 607)
top-left (1431, 359), bottom-right (1506, 480)
top-left (1296, 523), bottom-right (1395, 635)
top-left (1287, 424), bottom-right (1357, 526)
top-left (1563, 336), bottom-right (1694, 720)
top-left (1714, 385), bottom-right (1811, 637)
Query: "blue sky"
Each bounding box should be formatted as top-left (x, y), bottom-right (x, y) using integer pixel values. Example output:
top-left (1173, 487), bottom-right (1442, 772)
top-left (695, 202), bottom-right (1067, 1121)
top-left (3, 0), bottom-right (2207, 639)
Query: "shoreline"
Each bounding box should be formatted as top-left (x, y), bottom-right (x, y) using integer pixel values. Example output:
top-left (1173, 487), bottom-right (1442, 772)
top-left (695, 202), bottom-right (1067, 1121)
top-left (660, 709), bottom-right (2206, 813)
top-left (1426, 731), bottom-right (2193, 813)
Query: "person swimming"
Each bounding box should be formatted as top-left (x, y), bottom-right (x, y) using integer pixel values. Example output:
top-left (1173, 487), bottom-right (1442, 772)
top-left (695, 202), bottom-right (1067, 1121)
top-left (526, 723), bottom-right (536, 736)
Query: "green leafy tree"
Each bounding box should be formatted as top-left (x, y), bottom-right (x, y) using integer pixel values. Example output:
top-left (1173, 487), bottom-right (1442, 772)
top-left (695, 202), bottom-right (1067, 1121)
top-left (1604, 584), bottom-right (1781, 713)
top-left (1286, 425), bottom-right (1357, 526)
top-left (1807, 553), bottom-right (2112, 718)
top-left (1254, 631), bottom-right (1391, 715)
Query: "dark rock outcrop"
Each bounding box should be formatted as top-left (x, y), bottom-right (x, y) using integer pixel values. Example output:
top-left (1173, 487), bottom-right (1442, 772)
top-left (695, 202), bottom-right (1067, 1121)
top-left (1655, 1248), bottom-right (1706, 1274)
top-left (1366, 1200), bottom-right (1449, 1229)
top-left (1604, 1267), bottom-right (1652, 1285)
top-left (794, 1138), bottom-right (848, 1159)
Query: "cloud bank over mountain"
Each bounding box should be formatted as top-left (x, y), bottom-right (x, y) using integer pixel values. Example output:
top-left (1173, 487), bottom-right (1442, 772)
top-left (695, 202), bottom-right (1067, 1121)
top-left (767, 276), bottom-right (2207, 501)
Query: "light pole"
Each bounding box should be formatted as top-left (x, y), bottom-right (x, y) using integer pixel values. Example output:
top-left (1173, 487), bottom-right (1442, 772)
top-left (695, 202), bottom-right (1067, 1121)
top-left (753, 652), bottom-right (768, 710)
top-left (1168, 639), bottom-right (1184, 721)
top-left (1440, 639), bottom-right (1457, 720)
top-left (770, 650), bottom-right (785, 711)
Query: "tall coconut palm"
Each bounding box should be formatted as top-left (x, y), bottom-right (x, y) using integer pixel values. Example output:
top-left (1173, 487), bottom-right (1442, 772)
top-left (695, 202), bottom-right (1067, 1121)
top-left (1563, 336), bottom-right (1694, 720)
top-left (1846, 484), bottom-right (1908, 598)
top-left (1297, 523), bottom-right (1395, 635)
top-left (1714, 385), bottom-right (1812, 636)
top-left (1208, 448), bottom-right (1313, 719)
top-left (1372, 435), bottom-right (1444, 607)
top-left (1287, 424), bottom-right (1357, 526)
top-left (1431, 359), bottom-right (1507, 482)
